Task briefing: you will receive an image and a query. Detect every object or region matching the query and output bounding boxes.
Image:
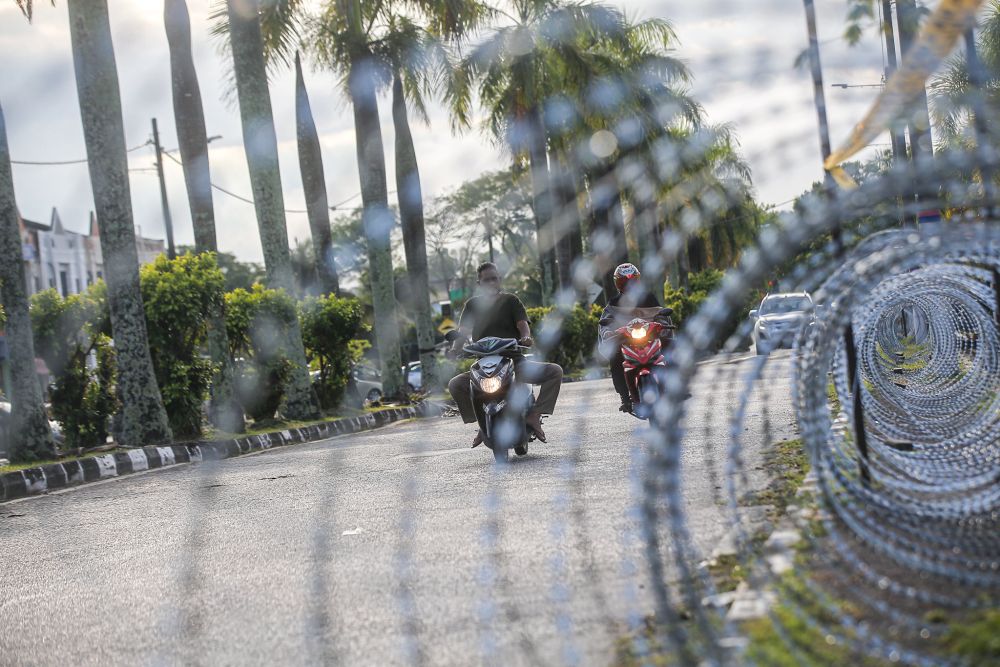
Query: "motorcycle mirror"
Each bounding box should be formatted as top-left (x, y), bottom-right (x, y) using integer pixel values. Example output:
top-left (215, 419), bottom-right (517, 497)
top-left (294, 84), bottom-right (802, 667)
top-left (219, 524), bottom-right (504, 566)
top-left (749, 309), bottom-right (759, 320)
top-left (444, 330), bottom-right (460, 343)
top-left (659, 307), bottom-right (674, 316)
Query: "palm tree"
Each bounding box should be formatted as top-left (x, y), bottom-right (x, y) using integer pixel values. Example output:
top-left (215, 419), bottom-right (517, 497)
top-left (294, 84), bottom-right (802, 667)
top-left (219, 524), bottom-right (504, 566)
top-left (66, 0), bottom-right (173, 447)
top-left (309, 0), bottom-right (406, 397)
top-left (0, 99), bottom-right (55, 461)
top-left (929, 4), bottom-right (1000, 152)
top-left (164, 0), bottom-right (244, 434)
top-left (294, 52), bottom-right (340, 297)
top-left (451, 2), bottom-right (688, 302)
top-left (388, 57), bottom-right (438, 389)
top-left (224, 0), bottom-right (319, 419)
top-left (449, 2), bottom-right (618, 302)
top-left (13, 0), bottom-right (51, 20)
top-left (379, 2), bottom-right (487, 387)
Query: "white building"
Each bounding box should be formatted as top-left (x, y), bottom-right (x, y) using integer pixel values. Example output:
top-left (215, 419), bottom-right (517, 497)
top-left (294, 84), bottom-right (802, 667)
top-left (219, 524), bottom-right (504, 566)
top-left (17, 208), bottom-right (166, 298)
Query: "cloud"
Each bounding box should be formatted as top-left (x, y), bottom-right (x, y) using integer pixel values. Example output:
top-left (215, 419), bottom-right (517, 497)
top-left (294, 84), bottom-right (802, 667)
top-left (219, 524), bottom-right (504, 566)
top-left (0, 0), bottom-right (907, 263)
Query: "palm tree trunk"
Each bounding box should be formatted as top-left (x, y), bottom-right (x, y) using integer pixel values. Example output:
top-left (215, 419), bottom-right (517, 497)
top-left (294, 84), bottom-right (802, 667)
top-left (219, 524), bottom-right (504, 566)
top-left (633, 198), bottom-right (666, 297)
top-left (547, 149), bottom-right (577, 297)
top-left (0, 99), bottom-right (55, 461)
top-left (225, 0), bottom-right (319, 420)
top-left (347, 55), bottom-right (403, 397)
top-left (588, 162), bottom-right (628, 302)
top-left (565, 159), bottom-right (585, 264)
top-left (391, 74), bottom-right (436, 390)
top-left (896, 0), bottom-right (934, 159)
top-left (164, 0), bottom-right (244, 434)
top-left (525, 108), bottom-right (555, 304)
top-left (294, 52), bottom-right (340, 297)
top-left (67, 0), bottom-right (172, 447)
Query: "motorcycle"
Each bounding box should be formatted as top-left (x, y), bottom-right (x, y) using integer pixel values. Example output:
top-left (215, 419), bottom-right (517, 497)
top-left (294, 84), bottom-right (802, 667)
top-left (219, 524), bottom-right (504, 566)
top-left (448, 333), bottom-right (536, 463)
top-left (600, 306), bottom-right (675, 420)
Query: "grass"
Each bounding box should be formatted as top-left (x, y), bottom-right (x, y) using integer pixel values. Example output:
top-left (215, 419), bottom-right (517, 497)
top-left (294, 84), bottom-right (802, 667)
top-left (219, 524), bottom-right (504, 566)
top-left (615, 427), bottom-right (1000, 666)
top-left (875, 337), bottom-right (929, 373)
top-left (206, 405), bottom-right (391, 441)
top-left (942, 609), bottom-right (1000, 662)
top-left (826, 381), bottom-right (841, 415)
top-left (742, 586), bottom-right (890, 667)
top-left (740, 438), bottom-right (809, 518)
top-left (708, 554), bottom-right (747, 594)
top-left (2, 403), bottom-right (416, 472)
top-left (613, 438), bottom-right (812, 665)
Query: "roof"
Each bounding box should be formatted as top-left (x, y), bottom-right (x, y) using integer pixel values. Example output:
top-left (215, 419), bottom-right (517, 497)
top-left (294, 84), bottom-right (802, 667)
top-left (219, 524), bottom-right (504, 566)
top-left (19, 216), bottom-right (49, 232)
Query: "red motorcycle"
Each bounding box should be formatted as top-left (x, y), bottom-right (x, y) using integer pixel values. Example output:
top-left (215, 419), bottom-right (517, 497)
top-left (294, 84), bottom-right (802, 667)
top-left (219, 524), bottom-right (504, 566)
top-left (602, 307), bottom-right (675, 420)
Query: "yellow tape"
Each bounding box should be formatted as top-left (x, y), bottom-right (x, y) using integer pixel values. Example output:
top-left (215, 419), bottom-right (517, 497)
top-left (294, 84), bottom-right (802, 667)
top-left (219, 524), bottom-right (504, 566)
top-left (824, 0), bottom-right (985, 180)
top-left (829, 166), bottom-right (859, 189)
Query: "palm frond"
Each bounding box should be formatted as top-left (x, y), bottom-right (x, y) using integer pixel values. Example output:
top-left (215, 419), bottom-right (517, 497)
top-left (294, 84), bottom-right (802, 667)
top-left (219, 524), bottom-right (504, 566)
top-left (15, 0), bottom-right (54, 21)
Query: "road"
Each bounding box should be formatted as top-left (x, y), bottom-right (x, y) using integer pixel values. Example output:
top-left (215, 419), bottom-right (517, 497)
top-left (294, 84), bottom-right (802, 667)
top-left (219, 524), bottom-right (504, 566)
top-left (0, 352), bottom-right (796, 666)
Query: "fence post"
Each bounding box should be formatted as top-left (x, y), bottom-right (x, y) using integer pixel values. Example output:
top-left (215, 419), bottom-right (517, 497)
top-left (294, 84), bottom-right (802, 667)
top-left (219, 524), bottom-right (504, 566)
top-left (844, 323), bottom-right (870, 484)
top-left (993, 268), bottom-right (1000, 327)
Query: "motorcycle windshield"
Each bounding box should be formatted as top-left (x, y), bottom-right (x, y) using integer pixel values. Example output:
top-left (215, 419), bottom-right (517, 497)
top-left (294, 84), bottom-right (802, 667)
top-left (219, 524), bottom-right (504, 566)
top-left (604, 306), bottom-right (663, 328)
top-left (464, 337), bottom-right (519, 356)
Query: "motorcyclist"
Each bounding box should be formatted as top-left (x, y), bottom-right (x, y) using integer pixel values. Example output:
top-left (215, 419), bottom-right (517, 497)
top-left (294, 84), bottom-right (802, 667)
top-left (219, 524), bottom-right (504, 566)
top-left (448, 262), bottom-right (563, 447)
top-left (599, 263), bottom-right (668, 414)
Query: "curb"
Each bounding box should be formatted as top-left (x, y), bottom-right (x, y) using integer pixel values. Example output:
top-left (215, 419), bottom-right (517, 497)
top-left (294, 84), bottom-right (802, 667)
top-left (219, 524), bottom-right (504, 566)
top-left (1, 403), bottom-right (439, 503)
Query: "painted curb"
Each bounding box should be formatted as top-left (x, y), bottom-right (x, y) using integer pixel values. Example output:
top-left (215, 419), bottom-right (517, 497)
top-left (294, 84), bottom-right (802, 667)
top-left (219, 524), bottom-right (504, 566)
top-left (1, 403), bottom-right (439, 503)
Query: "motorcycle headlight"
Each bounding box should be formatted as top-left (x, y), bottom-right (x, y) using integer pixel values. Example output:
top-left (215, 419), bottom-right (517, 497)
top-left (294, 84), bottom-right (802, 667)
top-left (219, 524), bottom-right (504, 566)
top-left (478, 376), bottom-right (502, 394)
top-left (630, 326), bottom-right (648, 340)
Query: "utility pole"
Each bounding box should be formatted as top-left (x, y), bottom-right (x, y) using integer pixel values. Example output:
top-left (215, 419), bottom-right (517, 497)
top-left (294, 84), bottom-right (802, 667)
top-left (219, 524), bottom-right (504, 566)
top-left (895, 0), bottom-right (934, 162)
top-left (804, 0), bottom-right (868, 484)
top-left (880, 0), bottom-right (908, 164)
top-left (803, 0), bottom-right (840, 246)
top-left (151, 118), bottom-right (176, 259)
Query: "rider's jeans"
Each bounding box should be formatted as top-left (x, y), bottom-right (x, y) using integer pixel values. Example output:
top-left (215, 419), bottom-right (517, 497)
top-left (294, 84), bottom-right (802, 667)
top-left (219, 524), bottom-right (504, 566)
top-left (448, 360), bottom-right (563, 425)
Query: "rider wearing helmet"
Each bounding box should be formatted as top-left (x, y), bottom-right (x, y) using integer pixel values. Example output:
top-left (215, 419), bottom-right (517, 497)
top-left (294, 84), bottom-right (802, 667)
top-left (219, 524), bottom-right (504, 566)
top-left (600, 263), bottom-right (663, 413)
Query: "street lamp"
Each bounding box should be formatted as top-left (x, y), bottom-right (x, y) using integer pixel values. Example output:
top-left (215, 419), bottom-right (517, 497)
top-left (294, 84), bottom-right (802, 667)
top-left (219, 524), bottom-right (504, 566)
top-left (207, 135), bottom-right (223, 144)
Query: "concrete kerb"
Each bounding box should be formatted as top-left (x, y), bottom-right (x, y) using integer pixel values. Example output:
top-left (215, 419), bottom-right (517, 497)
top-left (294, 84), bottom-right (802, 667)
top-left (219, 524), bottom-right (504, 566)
top-left (0, 403), bottom-right (439, 503)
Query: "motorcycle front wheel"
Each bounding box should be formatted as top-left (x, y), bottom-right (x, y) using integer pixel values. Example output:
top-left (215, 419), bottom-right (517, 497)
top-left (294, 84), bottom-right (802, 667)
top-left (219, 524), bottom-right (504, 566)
top-left (635, 374), bottom-right (659, 420)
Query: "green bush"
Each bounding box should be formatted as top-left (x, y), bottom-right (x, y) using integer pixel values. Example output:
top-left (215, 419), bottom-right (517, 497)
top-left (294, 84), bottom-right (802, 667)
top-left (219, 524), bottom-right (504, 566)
top-left (140, 253), bottom-right (225, 439)
top-left (663, 268), bottom-right (725, 324)
top-left (29, 285), bottom-right (117, 449)
top-left (526, 304), bottom-right (602, 372)
top-left (225, 284), bottom-right (299, 422)
top-left (664, 268), bottom-right (762, 349)
top-left (299, 294), bottom-right (367, 409)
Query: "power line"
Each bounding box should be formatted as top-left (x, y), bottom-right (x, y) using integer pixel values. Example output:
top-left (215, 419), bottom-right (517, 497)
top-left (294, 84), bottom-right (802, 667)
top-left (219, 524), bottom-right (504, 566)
top-left (160, 147), bottom-right (395, 213)
top-left (160, 148), bottom-right (308, 214)
top-left (10, 141), bottom-right (152, 165)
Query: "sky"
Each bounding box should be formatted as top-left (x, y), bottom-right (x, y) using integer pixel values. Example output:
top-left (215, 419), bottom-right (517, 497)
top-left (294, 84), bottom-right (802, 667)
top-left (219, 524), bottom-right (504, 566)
top-left (0, 0), bottom-right (899, 263)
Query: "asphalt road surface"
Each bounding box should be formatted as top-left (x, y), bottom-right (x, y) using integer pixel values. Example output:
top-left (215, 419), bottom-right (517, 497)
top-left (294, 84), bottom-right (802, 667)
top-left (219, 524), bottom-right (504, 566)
top-left (0, 351), bottom-right (797, 666)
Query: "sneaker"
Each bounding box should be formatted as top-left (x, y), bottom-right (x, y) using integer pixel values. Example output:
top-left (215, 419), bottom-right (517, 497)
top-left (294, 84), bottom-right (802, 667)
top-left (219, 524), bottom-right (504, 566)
top-left (471, 429), bottom-right (484, 448)
top-left (619, 400), bottom-right (634, 414)
top-left (525, 412), bottom-right (547, 443)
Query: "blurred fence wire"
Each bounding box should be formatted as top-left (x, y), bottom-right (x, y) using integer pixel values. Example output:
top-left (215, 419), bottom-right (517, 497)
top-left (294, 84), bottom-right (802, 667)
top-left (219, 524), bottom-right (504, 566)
top-left (5, 0), bottom-right (1000, 665)
top-left (167, 0), bottom-right (1000, 664)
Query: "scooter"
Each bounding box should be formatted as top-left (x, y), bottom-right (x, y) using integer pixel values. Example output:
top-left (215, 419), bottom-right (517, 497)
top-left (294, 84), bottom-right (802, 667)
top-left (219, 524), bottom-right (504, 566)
top-left (450, 334), bottom-right (536, 463)
top-left (601, 307), bottom-right (675, 420)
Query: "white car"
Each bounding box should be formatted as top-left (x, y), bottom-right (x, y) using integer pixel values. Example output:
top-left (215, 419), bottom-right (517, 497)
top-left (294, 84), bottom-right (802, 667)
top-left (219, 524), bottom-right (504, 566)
top-left (750, 292), bottom-right (814, 354)
top-left (403, 361), bottom-right (422, 393)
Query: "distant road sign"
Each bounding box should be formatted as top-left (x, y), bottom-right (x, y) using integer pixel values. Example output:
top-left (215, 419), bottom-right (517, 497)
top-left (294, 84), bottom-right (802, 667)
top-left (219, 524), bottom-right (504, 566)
top-left (437, 318), bottom-right (456, 334)
top-left (918, 209), bottom-right (941, 224)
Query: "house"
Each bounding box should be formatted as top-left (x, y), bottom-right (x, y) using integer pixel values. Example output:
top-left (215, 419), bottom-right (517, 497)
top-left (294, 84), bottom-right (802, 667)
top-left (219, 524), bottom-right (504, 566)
top-left (15, 208), bottom-right (167, 298)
